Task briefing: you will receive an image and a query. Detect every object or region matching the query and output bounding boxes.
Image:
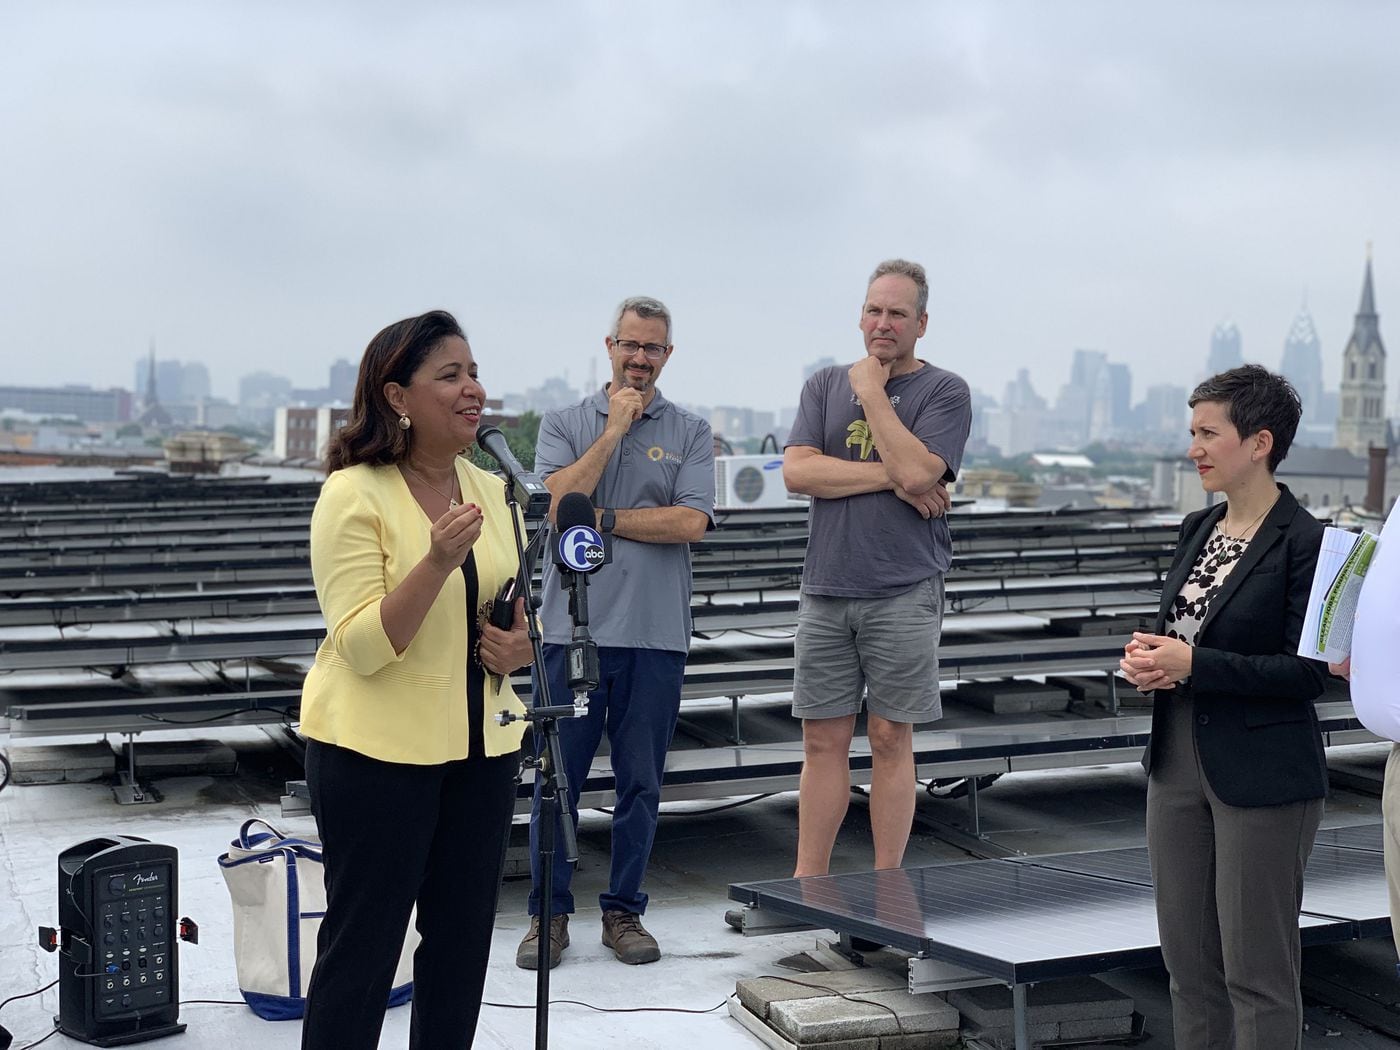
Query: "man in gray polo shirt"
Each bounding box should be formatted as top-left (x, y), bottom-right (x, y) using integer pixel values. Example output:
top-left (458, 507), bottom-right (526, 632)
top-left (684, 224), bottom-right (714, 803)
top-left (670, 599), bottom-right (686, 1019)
top-left (517, 295), bottom-right (715, 970)
top-left (784, 259), bottom-right (971, 882)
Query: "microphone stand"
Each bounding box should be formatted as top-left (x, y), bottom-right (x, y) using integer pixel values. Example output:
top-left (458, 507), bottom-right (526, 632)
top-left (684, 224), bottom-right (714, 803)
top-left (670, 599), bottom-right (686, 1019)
top-left (493, 495), bottom-right (586, 1050)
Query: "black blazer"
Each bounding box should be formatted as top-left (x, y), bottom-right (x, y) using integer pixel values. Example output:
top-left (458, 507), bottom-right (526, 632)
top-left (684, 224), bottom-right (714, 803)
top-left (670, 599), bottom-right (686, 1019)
top-left (1141, 484), bottom-right (1328, 807)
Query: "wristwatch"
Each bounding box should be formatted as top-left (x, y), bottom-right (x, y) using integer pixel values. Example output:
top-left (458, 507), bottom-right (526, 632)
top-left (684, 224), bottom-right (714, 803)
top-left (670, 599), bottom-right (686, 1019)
top-left (600, 508), bottom-right (616, 534)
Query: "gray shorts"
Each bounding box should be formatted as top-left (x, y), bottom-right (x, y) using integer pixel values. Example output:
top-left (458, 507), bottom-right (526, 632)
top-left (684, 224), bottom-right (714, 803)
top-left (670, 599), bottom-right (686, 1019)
top-left (791, 576), bottom-right (944, 724)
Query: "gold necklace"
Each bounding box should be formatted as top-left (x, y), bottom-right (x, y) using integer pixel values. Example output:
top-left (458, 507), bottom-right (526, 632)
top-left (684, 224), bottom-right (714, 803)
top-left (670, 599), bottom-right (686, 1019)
top-left (1221, 498), bottom-right (1273, 541)
top-left (404, 464), bottom-right (459, 508)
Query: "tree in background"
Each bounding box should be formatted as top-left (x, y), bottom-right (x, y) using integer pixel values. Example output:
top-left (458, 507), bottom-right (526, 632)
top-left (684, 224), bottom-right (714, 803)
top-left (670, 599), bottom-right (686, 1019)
top-left (470, 411), bottom-right (540, 472)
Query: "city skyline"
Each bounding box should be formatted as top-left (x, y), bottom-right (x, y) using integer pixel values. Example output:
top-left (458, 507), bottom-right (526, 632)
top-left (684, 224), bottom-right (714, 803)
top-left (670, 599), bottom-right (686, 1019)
top-left (2, 262), bottom-right (1381, 456)
top-left (11, 250), bottom-right (1393, 413)
top-left (21, 268), bottom-right (1388, 423)
top-left (3, 4), bottom-right (1396, 415)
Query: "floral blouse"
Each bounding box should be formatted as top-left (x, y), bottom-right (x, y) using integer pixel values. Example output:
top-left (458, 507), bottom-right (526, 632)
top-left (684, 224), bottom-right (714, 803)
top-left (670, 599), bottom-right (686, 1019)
top-left (1164, 524), bottom-right (1252, 647)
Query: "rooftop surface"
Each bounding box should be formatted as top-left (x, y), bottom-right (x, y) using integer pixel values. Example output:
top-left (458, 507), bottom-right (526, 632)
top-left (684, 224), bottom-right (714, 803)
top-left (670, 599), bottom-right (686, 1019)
top-left (3, 731), bottom-right (1398, 1049)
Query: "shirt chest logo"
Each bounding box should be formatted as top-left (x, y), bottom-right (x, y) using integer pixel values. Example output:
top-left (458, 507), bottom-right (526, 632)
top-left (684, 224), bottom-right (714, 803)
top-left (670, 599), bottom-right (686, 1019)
top-left (846, 421), bottom-right (877, 460)
top-left (646, 445), bottom-right (682, 464)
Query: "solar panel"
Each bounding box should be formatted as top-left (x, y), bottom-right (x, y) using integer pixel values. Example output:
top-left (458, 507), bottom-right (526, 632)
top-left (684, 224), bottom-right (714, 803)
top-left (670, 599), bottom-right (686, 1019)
top-left (1017, 839), bottom-right (1390, 939)
top-left (731, 844), bottom-right (1372, 986)
top-left (1301, 845), bottom-right (1393, 936)
top-left (1314, 823), bottom-right (1385, 853)
top-left (733, 861), bottom-right (1169, 983)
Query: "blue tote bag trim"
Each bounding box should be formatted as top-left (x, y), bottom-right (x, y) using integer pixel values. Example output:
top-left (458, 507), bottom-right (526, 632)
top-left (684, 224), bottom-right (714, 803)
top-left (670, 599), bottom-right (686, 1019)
top-left (242, 990), bottom-right (307, 1021)
top-left (241, 983), bottom-right (415, 1021)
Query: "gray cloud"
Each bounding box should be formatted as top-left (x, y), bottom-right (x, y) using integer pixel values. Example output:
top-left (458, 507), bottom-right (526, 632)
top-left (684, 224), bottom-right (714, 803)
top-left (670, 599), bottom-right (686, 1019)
top-left (2, 0), bottom-right (1395, 419)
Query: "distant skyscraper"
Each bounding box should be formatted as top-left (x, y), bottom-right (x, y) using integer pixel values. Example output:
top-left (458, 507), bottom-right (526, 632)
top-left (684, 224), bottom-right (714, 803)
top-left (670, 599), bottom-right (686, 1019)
top-left (1207, 322), bottom-right (1243, 375)
top-left (522, 375), bottom-right (580, 414)
top-left (803, 356), bottom-right (838, 381)
top-left (1279, 305), bottom-right (1324, 421)
top-left (329, 358), bottom-right (356, 403)
top-left (238, 370), bottom-right (294, 427)
top-left (144, 345), bottom-right (158, 408)
top-left (181, 362), bottom-right (211, 402)
top-left (1103, 362), bottom-right (1132, 432)
top-left (1336, 249), bottom-right (1387, 456)
top-left (1053, 349), bottom-right (1124, 445)
top-left (1002, 368), bottom-right (1046, 412)
top-left (1136, 384), bottom-right (1188, 436)
top-left (989, 370), bottom-right (1046, 455)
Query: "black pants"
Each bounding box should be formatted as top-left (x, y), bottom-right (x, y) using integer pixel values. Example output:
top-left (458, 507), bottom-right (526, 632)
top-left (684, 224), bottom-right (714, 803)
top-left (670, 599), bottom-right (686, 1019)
top-left (301, 740), bottom-right (520, 1050)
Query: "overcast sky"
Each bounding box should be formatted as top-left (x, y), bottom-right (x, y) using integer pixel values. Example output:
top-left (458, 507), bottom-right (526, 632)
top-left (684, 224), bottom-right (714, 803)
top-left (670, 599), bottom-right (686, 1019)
top-left (2, 1), bottom-right (1395, 414)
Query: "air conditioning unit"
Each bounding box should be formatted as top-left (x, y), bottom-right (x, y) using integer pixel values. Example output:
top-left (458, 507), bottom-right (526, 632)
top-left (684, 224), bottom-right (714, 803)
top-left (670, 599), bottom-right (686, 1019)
top-left (715, 455), bottom-right (799, 509)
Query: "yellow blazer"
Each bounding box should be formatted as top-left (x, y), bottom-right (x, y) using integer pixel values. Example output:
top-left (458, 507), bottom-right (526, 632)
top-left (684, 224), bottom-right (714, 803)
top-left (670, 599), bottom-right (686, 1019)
top-left (299, 459), bottom-right (528, 763)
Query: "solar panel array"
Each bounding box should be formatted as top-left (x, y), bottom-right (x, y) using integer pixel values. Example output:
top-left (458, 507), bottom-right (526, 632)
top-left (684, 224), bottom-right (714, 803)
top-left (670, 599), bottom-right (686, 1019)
top-left (0, 473), bottom-right (1367, 804)
top-left (731, 833), bottom-right (1389, 984)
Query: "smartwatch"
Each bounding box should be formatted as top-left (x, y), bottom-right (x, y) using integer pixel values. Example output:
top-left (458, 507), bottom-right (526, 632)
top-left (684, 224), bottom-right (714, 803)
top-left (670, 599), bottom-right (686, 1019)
top-left (600, 508), bottom-right (616, 534)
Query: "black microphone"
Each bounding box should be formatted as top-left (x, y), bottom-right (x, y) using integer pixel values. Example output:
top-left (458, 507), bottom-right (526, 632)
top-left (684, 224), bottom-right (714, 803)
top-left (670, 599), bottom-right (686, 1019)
top-left (553, 491), bottom-right (607, 574)
top-left (475, 425), bottom-right (553, 519)
top-left (552, 491), bottom-right (602, 699)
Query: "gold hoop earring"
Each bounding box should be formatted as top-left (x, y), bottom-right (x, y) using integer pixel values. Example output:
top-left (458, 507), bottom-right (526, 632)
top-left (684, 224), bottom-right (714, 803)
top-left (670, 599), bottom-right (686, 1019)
top-left (397, 414), bottom-right (411, 431)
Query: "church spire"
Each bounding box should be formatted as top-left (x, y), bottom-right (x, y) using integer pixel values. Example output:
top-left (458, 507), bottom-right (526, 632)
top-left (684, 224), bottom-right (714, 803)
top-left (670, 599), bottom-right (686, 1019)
top-left (1335, 246), bottom-right (1386, 457)
top-left (1359, 252), bottom-right (1377, 318)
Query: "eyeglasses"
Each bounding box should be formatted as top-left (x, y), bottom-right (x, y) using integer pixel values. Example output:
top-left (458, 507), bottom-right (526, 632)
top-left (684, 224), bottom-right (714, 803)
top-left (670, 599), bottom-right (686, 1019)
top-left (612, 339), bottom-right (669, 360)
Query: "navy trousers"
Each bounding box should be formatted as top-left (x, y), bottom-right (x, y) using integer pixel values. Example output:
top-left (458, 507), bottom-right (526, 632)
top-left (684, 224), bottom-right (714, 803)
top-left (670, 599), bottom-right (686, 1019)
top-left (527, 644), bottom-right (686, 916)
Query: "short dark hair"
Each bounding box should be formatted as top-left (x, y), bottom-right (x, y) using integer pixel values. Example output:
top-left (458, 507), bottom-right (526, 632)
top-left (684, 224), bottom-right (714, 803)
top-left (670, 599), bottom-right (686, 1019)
top-left (325, 310), bottom-right (465, 473)
top-left (1188, 364), bottom-right (1301, 472)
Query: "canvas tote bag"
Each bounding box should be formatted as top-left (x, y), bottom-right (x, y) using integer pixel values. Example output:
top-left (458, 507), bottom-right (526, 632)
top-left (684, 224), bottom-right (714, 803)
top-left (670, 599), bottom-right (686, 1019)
top-left (218, 818), bottom-right (417, 1019)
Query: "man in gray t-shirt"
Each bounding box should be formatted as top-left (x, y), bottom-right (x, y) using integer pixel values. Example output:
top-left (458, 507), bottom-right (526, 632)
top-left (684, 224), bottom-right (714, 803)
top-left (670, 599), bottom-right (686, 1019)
top-left (784, 259), bottom-right (971, 883)
top-left (517, 295), bottom-right (715, 972)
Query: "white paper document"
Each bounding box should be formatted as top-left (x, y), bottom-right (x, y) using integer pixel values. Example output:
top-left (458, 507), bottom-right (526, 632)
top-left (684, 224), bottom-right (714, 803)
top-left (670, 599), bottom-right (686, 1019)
top-left (1299, 526), bottom-right (1380, 662)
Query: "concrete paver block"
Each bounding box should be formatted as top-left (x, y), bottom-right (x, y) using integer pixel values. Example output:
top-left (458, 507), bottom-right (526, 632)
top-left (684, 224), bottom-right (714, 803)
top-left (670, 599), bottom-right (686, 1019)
top-left (770, 997), bottom-right (899, 1043)
top-left (771, 989), bottom-right (959, 1043)
top-left (1059, 1013), bottom-right (1134, 1039)
top-left (949, 976), bottom-right (1133, 1026)
top-left (728, 994), bottom-right (879, 1049)
top-left (856, 990), bottom-right (959, 1033)
top-left (877, 1028), bottom-right (961, 1048)
top-left (739, 968), bottom-right (911, 1018)
top-left (964, 1020), bottom-right (1061, 1044)
top-left (953, 681), bottom-right (1070, 715)
top-left (6, 743), bottom-right (114, 783)
top-left (737, 978), bottom-right (835, 1019)
top-left (114, 739), bottom-right (238, 776)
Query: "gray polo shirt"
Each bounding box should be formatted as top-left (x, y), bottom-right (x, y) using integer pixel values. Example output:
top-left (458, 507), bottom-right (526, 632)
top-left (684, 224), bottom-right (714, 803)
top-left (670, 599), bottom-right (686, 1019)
top-left (535, 387), bottom-right (716, 653)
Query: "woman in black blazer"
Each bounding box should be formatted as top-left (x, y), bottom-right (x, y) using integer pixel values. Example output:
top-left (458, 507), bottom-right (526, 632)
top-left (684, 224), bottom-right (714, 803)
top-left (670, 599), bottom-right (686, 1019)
top-left (1121, 365), bottom-right (1326, 1050)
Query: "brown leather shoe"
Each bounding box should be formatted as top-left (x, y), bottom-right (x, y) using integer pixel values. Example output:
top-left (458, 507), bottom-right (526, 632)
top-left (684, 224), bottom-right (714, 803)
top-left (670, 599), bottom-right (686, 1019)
top-left (601, 909), bottom-right (660, 965)
top-left (515, 913), bottom-right (569, 970)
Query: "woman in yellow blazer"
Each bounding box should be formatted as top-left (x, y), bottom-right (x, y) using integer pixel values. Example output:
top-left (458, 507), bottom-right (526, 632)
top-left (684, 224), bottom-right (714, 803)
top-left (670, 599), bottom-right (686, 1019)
top-left (298, 310), bottom-right (533, 1050)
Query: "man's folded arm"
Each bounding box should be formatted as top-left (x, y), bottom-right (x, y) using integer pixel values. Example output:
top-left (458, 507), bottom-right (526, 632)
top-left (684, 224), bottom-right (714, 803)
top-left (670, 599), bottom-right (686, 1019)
top-left (782, 445), bottom-right (895, 498)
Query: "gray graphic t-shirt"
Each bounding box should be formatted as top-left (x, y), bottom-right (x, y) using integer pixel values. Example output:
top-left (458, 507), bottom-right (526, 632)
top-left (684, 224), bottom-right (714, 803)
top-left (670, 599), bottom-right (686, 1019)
top-left (785, 361), bottom-right (971, 598)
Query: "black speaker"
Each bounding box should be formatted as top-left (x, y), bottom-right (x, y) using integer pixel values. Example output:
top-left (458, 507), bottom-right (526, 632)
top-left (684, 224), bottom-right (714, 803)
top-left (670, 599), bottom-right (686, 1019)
top-left (56, 837), bottom-right (186, 1046)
